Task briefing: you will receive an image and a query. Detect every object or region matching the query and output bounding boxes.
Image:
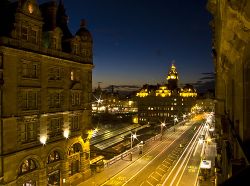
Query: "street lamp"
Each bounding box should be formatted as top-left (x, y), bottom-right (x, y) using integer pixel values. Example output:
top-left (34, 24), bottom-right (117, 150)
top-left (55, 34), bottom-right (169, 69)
top-left (160, 122), bottom-right (166, 140)
top-left (131, 132), bottom-right (137, 149)
top-left (182, 114), bottom-right (187, 121)
top-left (174, 116), bottom-right (178, 132)
top-left (130, 132), bottom-right (137, 161)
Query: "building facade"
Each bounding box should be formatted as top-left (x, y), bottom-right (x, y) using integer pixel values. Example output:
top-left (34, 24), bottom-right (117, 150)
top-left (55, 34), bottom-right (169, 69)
top-left (136, 64), bottom-right (197, 125)
top-left (0, 0), bottom-right (93, 185)
top-left (207, 0), bottom-right (250, 184)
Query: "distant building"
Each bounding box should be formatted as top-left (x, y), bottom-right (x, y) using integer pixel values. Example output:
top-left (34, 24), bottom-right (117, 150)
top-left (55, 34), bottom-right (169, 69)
top-left (0, 0), bottom-right (93, 185)
top-left (136, 64), bottom-right (197, 125)
top-left (92, 85), bottom-right (137, 114)
top-left (207, 0), bottom-right (250, 185)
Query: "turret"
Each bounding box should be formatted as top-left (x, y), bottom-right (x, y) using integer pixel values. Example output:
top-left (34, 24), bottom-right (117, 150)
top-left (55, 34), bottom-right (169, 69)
top-left (167, 63), bottom-right (178, 90)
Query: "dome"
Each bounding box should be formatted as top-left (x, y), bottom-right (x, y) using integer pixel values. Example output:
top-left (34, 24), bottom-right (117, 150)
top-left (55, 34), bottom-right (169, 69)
top-left (75, 19), bottom-right (92, 42)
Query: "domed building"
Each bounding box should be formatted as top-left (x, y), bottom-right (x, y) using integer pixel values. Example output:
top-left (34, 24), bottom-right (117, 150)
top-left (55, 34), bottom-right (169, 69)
top-left (136, 63), bottom-right (197, 125)
top-left (0, 0), bottom-right (93, 185)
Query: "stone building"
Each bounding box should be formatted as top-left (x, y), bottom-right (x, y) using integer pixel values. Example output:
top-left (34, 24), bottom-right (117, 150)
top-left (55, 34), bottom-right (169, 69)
top-left (136, 64), bottom-right (197, 126)
top-left (207, 0), bottom-right (250, 184)
top-left (0, 0), bottom-right (93, 185)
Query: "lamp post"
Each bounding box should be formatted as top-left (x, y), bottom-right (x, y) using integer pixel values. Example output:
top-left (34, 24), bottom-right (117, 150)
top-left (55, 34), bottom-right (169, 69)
top-left (174, 116), bottom-right (178, 132)
top-left (130, 132), bottom-right (137, 161)
top-left (160, 122), bottom-right (166, 140)
top-left (182, 114), bottom-right (186, 126)
top-left (182, 114), bottom-right (186, 121)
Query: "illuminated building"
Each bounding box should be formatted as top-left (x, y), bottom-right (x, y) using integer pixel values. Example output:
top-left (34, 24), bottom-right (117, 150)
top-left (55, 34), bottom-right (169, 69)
top-left (92, 85), bottom-right (138, 114)
top-left (0, 0), bottom-right (93, 185)
top-left (136, 64), bottom-right (197, 125)
top-left (207, 0), bottom-right (250, 184)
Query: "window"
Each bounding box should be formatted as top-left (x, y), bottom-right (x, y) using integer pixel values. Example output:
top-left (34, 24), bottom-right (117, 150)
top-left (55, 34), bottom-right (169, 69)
top-left (20, 159), bottom-right (37, 175)
top-left (68, 143), bottom-right (82, 156)
top-left (71, 92), bottom-right (81, 106)
top-left (70, 115), bottom-right (80, 131)
top-left (49, 92), bottom-right (62, 108)
top-left (51, 37), bottom-right (57, 49)
top-left (48, 67), bottom-right (61, 80)
top-left (21, 26), bottom-right (28, 40)
top-left (49, 118), bottom-right (63, 138)
top-left (47, 151), bottom-right (61, 164)
top-left (20, 121), bottom-right (37, 143)
top-left (22, 62), bottom-right (38, 79)
top-left (68, 143), bottom-right (82, 176)
top-left (73, 44), bottom-right (79, 54)
top-left (70, 69), bottom-right (80, 82)
top-left (21, 26), bottom-right (38, 44)
top-left (22, 180), bottom-right (36, 186)
top-left (30, 29), bottom-right (37, 44)
top-left (70, 160), bottom-right (79, 176)
top-left (21, 91), bottom-right (38, 110)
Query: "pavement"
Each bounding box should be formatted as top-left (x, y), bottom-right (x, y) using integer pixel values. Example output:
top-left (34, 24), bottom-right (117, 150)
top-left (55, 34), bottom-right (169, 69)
top-left (197, 137), bottom-right (217, 186)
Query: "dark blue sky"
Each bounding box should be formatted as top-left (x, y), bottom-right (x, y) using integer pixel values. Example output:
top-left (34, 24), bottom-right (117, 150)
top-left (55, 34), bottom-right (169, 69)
top-left (38, 0), bottom-right (213, 89)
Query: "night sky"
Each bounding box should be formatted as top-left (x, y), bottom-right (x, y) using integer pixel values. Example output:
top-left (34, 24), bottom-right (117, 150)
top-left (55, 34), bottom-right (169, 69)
top-left (37, 0), bottom-right (214, 91)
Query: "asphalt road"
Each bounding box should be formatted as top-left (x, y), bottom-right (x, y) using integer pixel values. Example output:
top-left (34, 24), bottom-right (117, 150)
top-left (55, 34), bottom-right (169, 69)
top-left (101, 118), bottom-right (204, 186)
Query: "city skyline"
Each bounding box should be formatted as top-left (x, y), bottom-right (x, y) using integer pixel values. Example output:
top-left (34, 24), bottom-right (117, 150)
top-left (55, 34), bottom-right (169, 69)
top-left (37, 0), bottom-right (214, 91)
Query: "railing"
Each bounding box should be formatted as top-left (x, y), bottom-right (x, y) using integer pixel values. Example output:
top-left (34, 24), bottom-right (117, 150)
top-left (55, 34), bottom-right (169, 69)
top-left (221, 115), bottom-right (250, 165)
top-left (103, 124), bottom-right (177, 168)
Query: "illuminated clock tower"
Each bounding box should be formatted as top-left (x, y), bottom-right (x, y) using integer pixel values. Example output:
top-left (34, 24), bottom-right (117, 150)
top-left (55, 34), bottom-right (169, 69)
top-left (167, 63), bottom-right (178, 90)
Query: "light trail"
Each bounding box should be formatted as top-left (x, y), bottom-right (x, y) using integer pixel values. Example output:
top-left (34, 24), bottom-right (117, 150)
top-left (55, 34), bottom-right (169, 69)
top-left (162, 123), bottom-right (203, 185)
top-left (120, 129), bottom-right (187, 186)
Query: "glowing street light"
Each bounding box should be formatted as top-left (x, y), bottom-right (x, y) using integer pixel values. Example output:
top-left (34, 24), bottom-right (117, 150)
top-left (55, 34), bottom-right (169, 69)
top-left (182, 114), bottom-right (187, 120)
top-left (130, 131), bottom-right (137, 161)
top-left (173, 116), bottom-right (178, 132)
top-left (160, 122), bottom-right (166, 140)
top-left (131, 132), bottom-right (137, 149)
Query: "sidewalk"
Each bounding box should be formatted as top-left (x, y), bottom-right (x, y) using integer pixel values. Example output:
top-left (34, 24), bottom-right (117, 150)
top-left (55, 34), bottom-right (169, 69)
top-left (198, 141), bottom-right (216, 186)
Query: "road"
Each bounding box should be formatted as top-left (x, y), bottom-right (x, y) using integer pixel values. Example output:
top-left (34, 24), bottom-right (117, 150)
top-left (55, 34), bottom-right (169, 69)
top-left (101, 117), bottom-right (205, 186)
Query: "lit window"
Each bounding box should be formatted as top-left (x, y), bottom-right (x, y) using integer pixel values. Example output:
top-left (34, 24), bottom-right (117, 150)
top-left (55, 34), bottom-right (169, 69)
top-left (47, 151), bottom-right (60, 164)
top-left (20, 159), bottom-right (37, 175)
top-left (22, 180), bottom-right (36, 186)
top-left (70, 71), bottom-right (74, 80)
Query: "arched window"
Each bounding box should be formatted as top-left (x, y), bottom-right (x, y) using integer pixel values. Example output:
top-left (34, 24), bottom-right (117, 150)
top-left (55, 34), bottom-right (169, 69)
top-left (47, 151), bottom-right (61, 164)
top-left (19, 159), bottom-right (37, 175)
top-left (68, 143), bottom-right (83, 176)
top-left (68, 143), bottom-right (82, 156)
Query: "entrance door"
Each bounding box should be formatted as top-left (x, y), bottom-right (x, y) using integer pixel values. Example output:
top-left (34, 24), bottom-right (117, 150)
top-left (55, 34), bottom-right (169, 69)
top-left (48, 170), bottom-right (60, 186)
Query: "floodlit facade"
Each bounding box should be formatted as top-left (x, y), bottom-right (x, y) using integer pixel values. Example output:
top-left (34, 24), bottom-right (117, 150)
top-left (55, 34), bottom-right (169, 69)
top-left (0, 0), bottom-right (93, 185)
top-left (207, 0), bottom-right (250, 184)
top-left (136, 64), bottom-right (197, 125)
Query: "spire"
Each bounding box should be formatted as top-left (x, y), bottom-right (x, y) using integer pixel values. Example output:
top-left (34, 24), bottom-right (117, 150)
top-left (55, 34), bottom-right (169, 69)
top-left (167, 62), bottom-right (178, 90)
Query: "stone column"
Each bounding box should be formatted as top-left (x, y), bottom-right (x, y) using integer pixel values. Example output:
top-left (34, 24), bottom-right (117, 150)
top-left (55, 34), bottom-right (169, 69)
top-left (61, 159), bottom-right (70, 186)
